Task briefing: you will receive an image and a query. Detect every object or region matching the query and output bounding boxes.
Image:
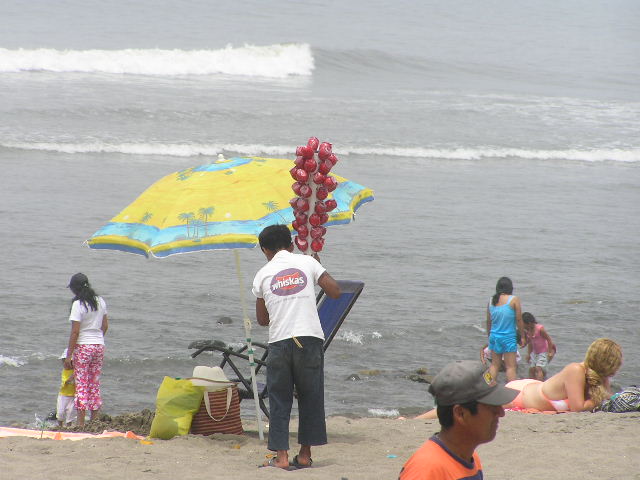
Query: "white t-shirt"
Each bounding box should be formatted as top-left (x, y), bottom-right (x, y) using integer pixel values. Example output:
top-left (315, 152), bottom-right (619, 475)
top-left (252, 250), bottom-right (326, 343)
top-left (69, 296), bottom-right (107, 345)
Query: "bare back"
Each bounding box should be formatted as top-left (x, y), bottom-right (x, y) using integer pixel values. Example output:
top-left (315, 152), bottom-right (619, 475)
top-left (536, 362), bottom-right (590, 411)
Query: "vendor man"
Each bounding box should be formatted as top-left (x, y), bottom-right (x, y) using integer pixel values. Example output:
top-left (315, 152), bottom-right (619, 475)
top-left (252, 224), bottom-right (340, 469)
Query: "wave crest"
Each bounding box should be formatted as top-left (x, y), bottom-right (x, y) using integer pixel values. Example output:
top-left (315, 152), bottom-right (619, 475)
top-left (0, 44), bottom-right (314, 78)
top-left (1, 141), bottom-right (637, 163)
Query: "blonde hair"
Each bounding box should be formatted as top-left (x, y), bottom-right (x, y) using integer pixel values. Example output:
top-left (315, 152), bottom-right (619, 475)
top-left (583, 338), bottom-right (623, 406)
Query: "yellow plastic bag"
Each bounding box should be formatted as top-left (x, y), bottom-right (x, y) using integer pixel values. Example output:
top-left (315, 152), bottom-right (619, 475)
top-left (149, 377), bottom-right (205, 440)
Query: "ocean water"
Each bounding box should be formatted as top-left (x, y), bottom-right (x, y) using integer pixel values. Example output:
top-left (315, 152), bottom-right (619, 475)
top-left (1, 0), bottom-right (639, 425)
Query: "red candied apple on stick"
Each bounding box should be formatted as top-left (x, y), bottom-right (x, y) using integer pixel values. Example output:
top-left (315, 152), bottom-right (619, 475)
top-left (291, 138), bottom-right (339, 254)
top-left (307, 137), bottom-right (320, 152)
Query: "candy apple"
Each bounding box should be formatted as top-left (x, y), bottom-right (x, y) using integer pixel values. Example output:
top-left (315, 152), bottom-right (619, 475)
top-left (310, 226), bottom-right (325, 239)
top-left (311, 239), bottom-right (323, 252)
top-left (295, 168), bottom-right (309, 183)
top-left (307, 137), bottom-right (320, 151)
top-left (316, 186), bottom-right (328, 200)
top-left (312, 172), bottom-right (326, 185)
top-left (296, 224), bottom-right (309, 237)
top-left (309, 213), bottom-right (322, 227)
top-left (295, 236), bottom-right (309, 251)
top-left (300, 145), bottom-right (314, 159)
top-left (295, 212), bottom-right (308, 225)
top-left (296, 198), bottom-right (310, 211)
top-left (318, 160), bottom-right (332, 175)
top-left (303, 158), bottom-right (317, 172)
top-left (299, 184), bottom-right (312, 198)
top-left (323, 176), bottom-right (338, 192)
top-left (324, 198), bottom-right (338, 211)
top-left (314, 201), bottom-right (327, 214)
top-left (318, 142), bottom-right (332, 160)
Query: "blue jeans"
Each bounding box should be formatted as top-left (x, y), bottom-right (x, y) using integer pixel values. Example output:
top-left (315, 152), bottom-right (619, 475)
top-left (266, 336), bottom-right (327, 451)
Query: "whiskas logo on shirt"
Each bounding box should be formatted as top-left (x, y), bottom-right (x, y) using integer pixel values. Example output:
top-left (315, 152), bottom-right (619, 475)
top-left (270, 268), bottom-right (307, 296)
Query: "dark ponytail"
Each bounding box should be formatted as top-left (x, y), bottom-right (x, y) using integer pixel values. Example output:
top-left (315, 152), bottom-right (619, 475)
top-left (69, 273), bottom-right (99, 311)
top-left (492, 277), bottom-right (513, 306)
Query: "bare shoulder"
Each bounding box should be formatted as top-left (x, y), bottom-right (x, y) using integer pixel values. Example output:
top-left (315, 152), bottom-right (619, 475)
top-left (561, 362), bottom-right (585, 377)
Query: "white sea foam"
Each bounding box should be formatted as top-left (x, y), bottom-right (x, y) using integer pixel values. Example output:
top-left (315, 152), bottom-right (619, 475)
top-left (2, 141), bottom-right (637, 163)
top-left (0, 44), bottom-right (314, 78)
top-left (339, 146), bottom-right (640, 163)
top-left (0, 141), bottom-right (292, 157)
top-left (368, 408), bottom-right (400, 417)
top-left (336, 331), bottom-right (364, 345)
top-left (471, 324), bottom-right (485, 334)
top-left (0, 355), bottom-right (25, 367)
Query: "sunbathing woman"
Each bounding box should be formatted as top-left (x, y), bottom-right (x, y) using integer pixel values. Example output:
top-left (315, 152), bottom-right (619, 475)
top-left (411, 338), bottom-right (622, 419)
top-left (506, 338), bottom-right (622, 412)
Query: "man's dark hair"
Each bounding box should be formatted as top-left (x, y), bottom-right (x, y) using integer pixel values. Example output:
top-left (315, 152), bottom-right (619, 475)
top-left (437, 400), bottom-right (479, 430)
top-left (258, 224), bottom-right (292, 252)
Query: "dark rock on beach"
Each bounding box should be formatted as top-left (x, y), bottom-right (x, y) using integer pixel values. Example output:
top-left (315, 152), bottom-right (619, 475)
top-left (406, 368), bottom-right (433, 384)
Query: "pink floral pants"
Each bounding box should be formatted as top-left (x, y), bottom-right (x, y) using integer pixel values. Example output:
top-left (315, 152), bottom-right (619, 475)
top-left (73, 344), bottom-right (105, 411)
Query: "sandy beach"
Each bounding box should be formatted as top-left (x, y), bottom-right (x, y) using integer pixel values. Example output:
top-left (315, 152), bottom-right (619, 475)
top-left (2, 412), bottom-right (638, 479)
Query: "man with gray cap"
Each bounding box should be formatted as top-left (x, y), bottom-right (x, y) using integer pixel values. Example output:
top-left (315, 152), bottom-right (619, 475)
top-left (399, 360), bottom-right (518, 479)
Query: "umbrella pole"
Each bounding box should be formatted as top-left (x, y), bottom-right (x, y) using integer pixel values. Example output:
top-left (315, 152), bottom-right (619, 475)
top-left (234, 250), bottom-right (265, 441)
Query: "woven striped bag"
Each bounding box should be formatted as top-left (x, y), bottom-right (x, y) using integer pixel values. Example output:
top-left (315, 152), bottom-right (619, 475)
top-left (190, 384), bottom-right (244, 435)
top-left (598, 386), bottom-right (640, 413)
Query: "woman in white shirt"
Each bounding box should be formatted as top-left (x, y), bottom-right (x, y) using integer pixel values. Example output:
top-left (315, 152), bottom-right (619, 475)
top-left (64, 273), bottom-right (108, 428)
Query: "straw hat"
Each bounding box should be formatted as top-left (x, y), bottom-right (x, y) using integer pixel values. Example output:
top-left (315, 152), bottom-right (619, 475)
top-left (190, 366), bottom-right (234, 391)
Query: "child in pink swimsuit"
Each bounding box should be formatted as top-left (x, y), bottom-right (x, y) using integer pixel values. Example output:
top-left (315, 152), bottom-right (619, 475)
top-left (523, 312), bottom-right (556, 380)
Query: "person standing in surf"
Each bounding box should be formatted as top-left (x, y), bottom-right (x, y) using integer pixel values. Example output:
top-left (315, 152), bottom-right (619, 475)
top-left (486, 277), bottom-right (525, 382)
top-left (64, 273), bottom-right (108, 428)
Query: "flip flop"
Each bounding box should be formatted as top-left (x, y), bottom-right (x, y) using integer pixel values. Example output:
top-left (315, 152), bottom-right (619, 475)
top-left (290, 455), bottom-right (313, 469)
top-left (259, 457), bottom-right (295, 471)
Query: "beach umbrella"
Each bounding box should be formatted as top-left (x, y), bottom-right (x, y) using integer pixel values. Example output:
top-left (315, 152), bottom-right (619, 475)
top-left (86, 154), bottom-right (374, 439)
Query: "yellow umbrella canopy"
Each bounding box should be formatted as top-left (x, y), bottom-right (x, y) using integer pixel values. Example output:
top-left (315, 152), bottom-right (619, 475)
top-left (87, 156), bottom-right (374, 257)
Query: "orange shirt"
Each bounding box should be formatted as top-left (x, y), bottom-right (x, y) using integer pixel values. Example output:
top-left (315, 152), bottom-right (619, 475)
top-left (399, 436), bottom-right (483, 480)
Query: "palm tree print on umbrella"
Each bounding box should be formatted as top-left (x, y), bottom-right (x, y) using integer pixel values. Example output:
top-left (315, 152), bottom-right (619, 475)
top-left (262, 201), bottom-right (279, 212)
top-left (140, 212), bottom-right (153, 223)
top-left (178, 212), bottom-right (196, 238)
top-left (198, 206), bottom-right (215, 237)
top-left (176, 168), bottom-right (194, 181)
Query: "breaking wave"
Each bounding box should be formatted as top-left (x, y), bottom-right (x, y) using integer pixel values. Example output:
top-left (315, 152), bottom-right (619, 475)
top-left (1, 141), bottom-right (638, 163)
top-left (0, 44), bottom-right (314, 78)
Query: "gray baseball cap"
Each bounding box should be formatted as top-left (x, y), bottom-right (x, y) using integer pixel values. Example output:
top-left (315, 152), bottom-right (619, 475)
top-left (428, 360), bottom-right (519, 406)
